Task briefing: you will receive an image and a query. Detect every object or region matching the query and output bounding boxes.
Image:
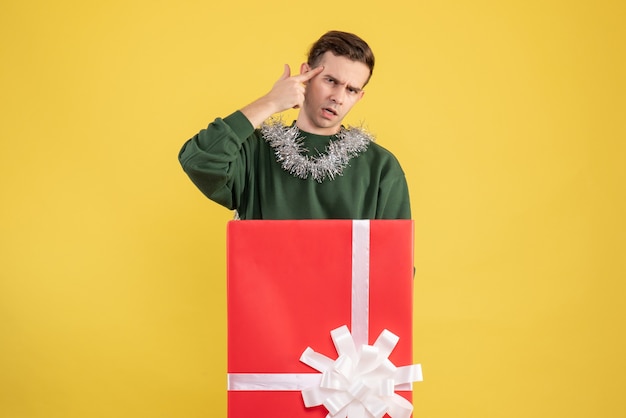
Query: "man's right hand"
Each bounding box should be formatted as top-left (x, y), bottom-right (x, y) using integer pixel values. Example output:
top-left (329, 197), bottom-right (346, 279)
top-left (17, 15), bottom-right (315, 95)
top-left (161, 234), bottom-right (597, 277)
top-left (240, 64), bottom-right (324, 128)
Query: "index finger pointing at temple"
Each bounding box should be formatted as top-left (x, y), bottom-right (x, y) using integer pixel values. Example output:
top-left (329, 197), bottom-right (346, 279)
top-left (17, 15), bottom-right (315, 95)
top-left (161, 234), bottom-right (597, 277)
top-left (295, 66), bottom-right (324, 82)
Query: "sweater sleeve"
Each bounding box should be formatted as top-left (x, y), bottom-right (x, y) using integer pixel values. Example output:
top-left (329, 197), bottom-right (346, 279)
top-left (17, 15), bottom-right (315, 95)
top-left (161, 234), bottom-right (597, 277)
top-left (178, 111), bottom-right (255, 209)
top-left (376, 165), bottom-right (412, 220)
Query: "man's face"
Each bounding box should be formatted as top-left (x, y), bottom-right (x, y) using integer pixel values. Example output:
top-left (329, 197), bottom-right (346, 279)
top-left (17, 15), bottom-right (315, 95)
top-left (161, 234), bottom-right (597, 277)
top-left (297, 51), bottom-right (370, 135)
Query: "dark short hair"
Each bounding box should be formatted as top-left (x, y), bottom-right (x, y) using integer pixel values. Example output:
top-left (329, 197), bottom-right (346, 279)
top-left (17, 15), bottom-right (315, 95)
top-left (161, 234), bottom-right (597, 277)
top-left (307, 31), bottom-right (375, 84)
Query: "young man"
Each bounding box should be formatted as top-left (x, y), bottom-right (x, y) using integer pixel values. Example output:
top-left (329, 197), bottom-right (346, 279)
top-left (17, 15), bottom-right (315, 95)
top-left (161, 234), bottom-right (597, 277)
top-left (178, 31), bottom-right (411, 220)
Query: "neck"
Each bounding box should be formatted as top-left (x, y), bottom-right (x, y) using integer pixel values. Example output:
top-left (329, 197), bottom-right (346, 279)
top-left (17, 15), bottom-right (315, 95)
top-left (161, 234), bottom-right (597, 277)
top-left (295, 117), bottom-right (340, 136)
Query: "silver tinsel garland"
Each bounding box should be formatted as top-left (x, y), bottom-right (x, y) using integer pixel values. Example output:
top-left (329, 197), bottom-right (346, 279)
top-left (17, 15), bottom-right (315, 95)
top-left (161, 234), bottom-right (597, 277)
top-left (261, 119), bottom-right (374, 183)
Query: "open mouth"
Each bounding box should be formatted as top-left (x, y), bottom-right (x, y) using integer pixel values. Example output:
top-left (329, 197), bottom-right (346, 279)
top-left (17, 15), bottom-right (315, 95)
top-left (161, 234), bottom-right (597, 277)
top-left (322, 107), bottom-right (338, 117)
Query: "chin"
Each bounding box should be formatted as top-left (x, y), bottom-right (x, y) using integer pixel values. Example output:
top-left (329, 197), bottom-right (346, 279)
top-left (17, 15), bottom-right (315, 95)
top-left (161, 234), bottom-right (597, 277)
top-left (319, 117), bottom-right (342, 128)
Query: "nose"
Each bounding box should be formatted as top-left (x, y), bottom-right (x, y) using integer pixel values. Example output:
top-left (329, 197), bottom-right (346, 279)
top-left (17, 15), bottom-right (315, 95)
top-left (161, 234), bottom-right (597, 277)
top-left (330, 89), bottom-right (345, 105)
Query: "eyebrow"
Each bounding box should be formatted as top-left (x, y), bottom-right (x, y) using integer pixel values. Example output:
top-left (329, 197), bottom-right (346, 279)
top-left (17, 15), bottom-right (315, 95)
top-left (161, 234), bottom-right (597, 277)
top-left (326, 74), bottom-right (364, 92)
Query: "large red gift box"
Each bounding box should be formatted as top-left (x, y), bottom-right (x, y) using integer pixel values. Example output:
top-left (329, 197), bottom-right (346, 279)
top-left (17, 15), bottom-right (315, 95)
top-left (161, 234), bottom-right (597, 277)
top-left (226, 220), bottom-right (418, 418)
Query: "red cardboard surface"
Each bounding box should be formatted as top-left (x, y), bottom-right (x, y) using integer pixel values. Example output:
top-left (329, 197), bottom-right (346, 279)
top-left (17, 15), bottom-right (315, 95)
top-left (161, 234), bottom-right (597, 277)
top-left (226, 220), bottom-right (414, 417)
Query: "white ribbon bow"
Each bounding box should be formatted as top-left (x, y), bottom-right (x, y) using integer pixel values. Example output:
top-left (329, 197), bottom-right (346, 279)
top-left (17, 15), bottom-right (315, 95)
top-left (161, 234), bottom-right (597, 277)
top-left (300, 325), bottom-right (423, 418)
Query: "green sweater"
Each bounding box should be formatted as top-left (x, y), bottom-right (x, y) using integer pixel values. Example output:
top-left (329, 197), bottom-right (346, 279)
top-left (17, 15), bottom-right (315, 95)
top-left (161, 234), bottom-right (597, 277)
top-left (178, 111), bottom-right (411, 220)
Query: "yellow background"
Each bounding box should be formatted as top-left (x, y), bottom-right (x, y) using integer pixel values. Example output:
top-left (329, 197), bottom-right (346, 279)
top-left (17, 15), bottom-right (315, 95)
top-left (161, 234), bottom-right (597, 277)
top-left (1, 0), bottom-right (624, 417)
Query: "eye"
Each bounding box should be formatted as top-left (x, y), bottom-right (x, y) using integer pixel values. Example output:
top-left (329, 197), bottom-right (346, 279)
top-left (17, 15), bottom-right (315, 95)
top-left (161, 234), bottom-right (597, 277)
top-left (325, 77), bottom-right (336, 84)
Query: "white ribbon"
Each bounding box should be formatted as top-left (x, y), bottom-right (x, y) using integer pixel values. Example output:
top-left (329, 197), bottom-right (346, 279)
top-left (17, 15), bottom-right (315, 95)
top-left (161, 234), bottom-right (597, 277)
top-left (300, 325), bottom-right (422, 418)
top-left (351, 219), bottom-right (370, 347)
top-left (227, 220), bottom-right (423, 417)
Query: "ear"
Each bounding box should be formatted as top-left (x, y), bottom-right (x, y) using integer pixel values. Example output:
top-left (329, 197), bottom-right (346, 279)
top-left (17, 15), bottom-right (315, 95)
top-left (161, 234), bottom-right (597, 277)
top-left (300, 62), bottom-right (311, 74)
